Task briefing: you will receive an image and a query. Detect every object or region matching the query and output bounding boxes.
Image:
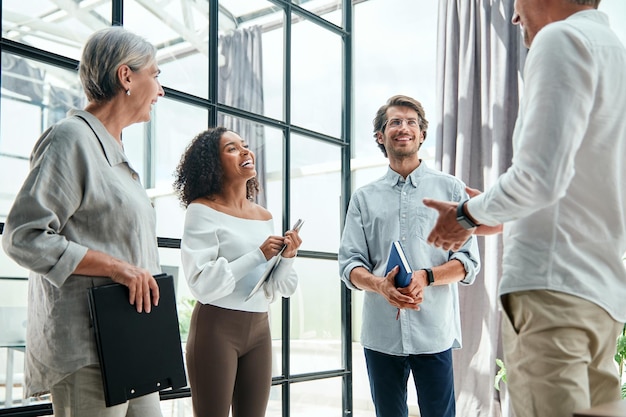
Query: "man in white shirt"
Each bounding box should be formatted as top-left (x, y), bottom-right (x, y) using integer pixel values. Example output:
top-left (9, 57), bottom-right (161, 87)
top-left (422, 1), bottom-right (626, 417)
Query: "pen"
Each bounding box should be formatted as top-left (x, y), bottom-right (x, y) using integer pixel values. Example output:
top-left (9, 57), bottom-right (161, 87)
top-left (396, 308), bottom-right (400, 320)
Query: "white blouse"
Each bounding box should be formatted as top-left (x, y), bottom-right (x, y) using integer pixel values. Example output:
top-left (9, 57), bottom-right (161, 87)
top-left (181, 203), bottom-right (298, 312)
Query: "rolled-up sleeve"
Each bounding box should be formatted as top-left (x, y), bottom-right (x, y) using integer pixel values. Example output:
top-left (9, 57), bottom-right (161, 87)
top-left (338, 195), bottom-right (372, 291)
top-left (2, 125), bottom-right (90, 287)
top-left (449, 235), bottom-right (480, 285)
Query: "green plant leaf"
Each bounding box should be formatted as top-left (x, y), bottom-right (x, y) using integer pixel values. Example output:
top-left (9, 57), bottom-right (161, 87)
top-left (494, 358), bottom-right (507, 391)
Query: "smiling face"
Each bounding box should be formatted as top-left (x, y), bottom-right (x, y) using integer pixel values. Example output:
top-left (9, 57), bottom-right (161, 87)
top-left (126, 61), bottom-right (165, 123)
top-left (219, 130), bottom-right (257, 183)
top-left (377, 105), bottom-right (425, 160)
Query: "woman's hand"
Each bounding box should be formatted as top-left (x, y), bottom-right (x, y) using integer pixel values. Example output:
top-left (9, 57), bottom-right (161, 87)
top-left (75, 250), bottom-right (159, 313)
top-left (281, 228), bottom-right (302, 258)
top-left (260, 235), bottom-right (287, 260)
top-left (109, 260), bottom-right (160, 314)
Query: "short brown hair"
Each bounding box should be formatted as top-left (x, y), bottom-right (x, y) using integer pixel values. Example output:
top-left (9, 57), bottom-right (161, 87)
top-left (372, 95), bottom-right (429, 157)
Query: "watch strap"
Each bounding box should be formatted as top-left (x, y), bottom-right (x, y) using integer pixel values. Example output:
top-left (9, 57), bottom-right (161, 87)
top-left (456, 199), bottom-right (479, 230)
top-left (422, 268), bottom-right (434, 286)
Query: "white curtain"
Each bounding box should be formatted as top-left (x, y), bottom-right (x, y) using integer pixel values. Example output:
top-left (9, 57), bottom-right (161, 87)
top-left (217, 26), bottom-right (267, 207)
top-left (435, 1), bottom-right (526, 416)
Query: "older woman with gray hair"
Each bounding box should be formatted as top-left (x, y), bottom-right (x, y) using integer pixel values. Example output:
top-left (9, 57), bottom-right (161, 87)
top-left (2, 26), bottom-right (165, 416)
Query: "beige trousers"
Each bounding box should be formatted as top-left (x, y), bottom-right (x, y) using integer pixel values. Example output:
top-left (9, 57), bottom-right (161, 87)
top-left (50, 365), bottom-right (162, 417)
top-left (501, 290), bottom-right (622, 417)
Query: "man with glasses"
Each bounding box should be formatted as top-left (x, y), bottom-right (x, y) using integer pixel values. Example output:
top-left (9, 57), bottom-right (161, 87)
top-left (423, 1), bottom-right (626, 416)
top-left (338, 95), bottom-right (480, 417)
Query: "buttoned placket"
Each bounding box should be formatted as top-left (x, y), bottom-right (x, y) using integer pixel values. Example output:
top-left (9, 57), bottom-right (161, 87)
top-left (397, 178), bottom-right (415, 344)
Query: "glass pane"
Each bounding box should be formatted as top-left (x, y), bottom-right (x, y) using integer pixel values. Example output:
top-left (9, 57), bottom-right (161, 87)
top-left (0, 155), bottom-right (28, 223)
top-left (290, 258), bottom-right (342, 374)
top-left (266, 385), bottom-right (282, 416)
top-left (152, 101), bottom-right (208, 239)
top-left (291, 19), bottom-right (342, 137)
top-left (2, 0), bottom-right (109, 60)
top-left (124, 0), bottom-right (210, 99)
top-left (290, 377), bottom-right (344, 416)
top-left (353, 0), bottom-right (438, 162)
top-left (0, 53), bottom-right (84, 219)
top-left (159, 396), bottom-right (192, 416)
top-left (351, 340), bottom-right (377, 416)
top-left (218, 0), bottom-right (284, 121)
top-left (262, 124), bottom-right (285, 226)
top-left (290, 134), bottom-right (341, 253)
top-left (294, 0), bottom-right (343, 27)
top-left (600, 0), bottom-right (626, 45)
top-left (259, 22), bottom-right (285, 121)
top-left (0, 254), bottom-right (46, 410)
top-left (158, 247), bottom-right (192, 346)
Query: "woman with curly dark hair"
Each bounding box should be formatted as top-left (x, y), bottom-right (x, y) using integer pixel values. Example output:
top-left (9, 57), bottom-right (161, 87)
top-left (173, 127), bottom-right (302, 417)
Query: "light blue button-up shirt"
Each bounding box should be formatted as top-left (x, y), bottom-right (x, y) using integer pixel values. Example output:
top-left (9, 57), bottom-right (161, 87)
top-left (339, 162), bottom-right (480, 355)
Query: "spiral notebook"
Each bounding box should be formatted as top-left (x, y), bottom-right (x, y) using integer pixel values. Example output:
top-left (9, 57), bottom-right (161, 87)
top-left (87, 273), bottom-right (187, 407)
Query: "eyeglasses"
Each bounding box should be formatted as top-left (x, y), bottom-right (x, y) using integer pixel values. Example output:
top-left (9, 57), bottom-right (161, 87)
top-left (382, 118), bottom-right (419, 130)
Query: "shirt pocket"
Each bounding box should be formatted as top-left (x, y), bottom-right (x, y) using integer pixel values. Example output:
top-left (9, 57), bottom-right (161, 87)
top-left (413, 206), bottom-right (437, 240)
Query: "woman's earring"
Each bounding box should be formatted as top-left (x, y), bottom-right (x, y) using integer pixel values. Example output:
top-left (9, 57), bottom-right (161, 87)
top-left (126, 89), bottom-right (131, 96)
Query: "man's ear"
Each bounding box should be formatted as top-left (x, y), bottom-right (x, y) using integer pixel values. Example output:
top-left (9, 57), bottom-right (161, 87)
top-left (376, 132), bottom-right (384, 144)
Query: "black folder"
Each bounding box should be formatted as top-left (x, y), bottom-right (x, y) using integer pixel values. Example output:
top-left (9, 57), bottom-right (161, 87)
top-left (87, 274), bottom-right (187, 407)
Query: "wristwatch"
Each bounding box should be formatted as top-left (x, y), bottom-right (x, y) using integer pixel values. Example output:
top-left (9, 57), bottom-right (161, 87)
top-left (422, 268), bottom-right (434, 286)
top-left (456, 199), bottom-right (479, 230)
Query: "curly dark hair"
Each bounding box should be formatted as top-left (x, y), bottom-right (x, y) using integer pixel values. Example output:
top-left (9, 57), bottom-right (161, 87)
top-left (173, 127), bottom-right (260, 208)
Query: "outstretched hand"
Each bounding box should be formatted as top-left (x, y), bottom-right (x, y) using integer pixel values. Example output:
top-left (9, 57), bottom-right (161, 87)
top-left (422, 198), bottom-right (473, 252)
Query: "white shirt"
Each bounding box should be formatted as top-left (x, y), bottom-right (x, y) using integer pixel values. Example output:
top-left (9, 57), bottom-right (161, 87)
top-left (467, 10), bottom-right (626, 322)
top-left (181, 203), bottom-right (298, 312)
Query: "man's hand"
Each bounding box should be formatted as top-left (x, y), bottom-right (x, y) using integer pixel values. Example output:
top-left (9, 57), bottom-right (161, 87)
top-left (381, 266), bottom-right (422, 311)
top-left (422, 199), bottom-right (473, 252)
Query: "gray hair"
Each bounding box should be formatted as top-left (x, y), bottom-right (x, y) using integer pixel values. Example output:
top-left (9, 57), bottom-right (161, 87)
top-left (79, 26), bottom-right (157, 103)
top-left (568, 0), bottom-right (601, 7)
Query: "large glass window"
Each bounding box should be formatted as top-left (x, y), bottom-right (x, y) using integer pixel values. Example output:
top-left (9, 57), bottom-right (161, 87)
top-left (1, 1), bottom-right (352, 416)
top-left (291, 20), bottom-right (343, 136)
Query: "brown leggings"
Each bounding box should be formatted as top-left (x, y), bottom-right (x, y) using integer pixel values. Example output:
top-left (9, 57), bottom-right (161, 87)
top-left (186, 303), bottom-right (272, 417)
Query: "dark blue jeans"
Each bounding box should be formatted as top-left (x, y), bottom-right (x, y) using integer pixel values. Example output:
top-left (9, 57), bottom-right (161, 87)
top-left (364, 348), bottom-right (455, 417)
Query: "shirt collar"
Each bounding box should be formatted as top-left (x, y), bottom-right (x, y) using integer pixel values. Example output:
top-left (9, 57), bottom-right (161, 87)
top-left (384, 160), bottom-right (428, 188)
top-left (67, 108), bottom-right (128, 167)
top-left (567, 9), bottom-right (608, 26)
